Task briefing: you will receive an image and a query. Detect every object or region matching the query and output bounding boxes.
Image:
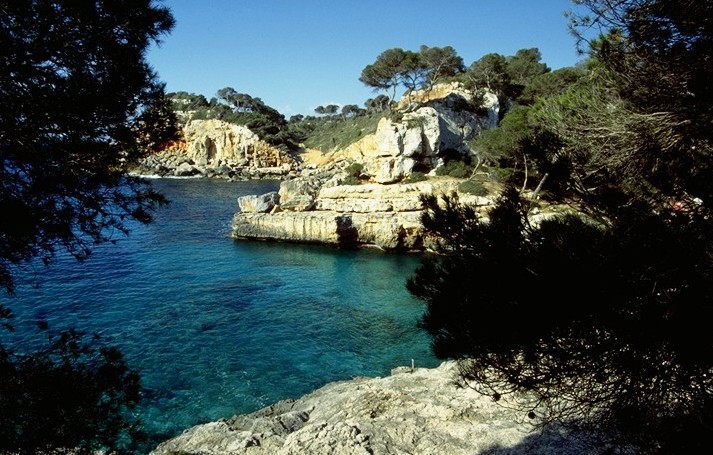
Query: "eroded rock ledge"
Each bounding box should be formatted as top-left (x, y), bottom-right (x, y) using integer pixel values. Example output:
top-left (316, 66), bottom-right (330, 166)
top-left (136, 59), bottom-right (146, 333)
top-left (231, 177), bottom-right (493, 251)
top-left (150, 362), bottom-right (597, 455)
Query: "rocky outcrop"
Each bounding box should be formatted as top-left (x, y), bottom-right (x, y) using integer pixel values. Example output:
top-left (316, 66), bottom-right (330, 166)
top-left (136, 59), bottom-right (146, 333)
top-left (134, 119), bottom-right (299, 179)
top-left (231, 177), bottom-right (493, 251)
top-left (237, 192), bottom-right (280, 213)
top-left (308, 83), bottom-right (499, 183)
top-left (233, 210), bottom-right (426, 251)
top-left (151, 361), bottom-right (598, 455)
top-left (231, 81), bottom-right (503, 250)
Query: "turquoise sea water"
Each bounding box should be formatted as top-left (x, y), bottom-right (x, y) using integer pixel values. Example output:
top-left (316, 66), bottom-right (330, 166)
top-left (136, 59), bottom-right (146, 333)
top-left (1, 178), bottom-right (439, 449)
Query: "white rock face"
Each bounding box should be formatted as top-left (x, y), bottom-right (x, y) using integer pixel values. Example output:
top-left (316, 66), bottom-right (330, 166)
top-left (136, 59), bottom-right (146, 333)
top-left (316, 182), bottom-right (432, 213)
top-left (365, 87), bottom-right (499, 183)
top-left (151, 362), bottom-right (597, 455)
top-left (232, 210), bottom-right (425, 251)
top-left (135, 119), bottom-right (298, 178)
top-left (237, 192), bottom-right (279, 213)
top-left (231, 176), bottom-right (498, 251)
top-left (182, 119), bottom-right (291, 168)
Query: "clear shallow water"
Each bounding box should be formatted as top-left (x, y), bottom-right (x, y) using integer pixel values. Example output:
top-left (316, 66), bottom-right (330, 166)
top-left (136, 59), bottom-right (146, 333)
top-left (1, 178), bottom-right (438, 448)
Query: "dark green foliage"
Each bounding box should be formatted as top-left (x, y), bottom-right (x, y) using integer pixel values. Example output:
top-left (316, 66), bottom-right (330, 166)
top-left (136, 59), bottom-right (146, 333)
top-left (340, 104), bottom-right (364, 118)
top-left (314, 104), bottom-right (340, 116)
top-left (505, 48), bottom-right (550, 98)
top-left (168, 91), bottom-right (210, 111)
top-left (364, 95), bottom-right (392, 113)
top-left (389, 110), bottom-right (404, 123)
top-left (485, 166), bottom-right (516, 184)
top-left (520, 129), bottom-right (572, 198)
top-left (575, 0), bottom-right (713, 212)
top-left (463, 47), bottom-right (551, 113)
top-left (409, 189), bottom-right (713, 453)
top-left (418, 45), bottom-right (465, 89)
top-left (360, 45), bottom-right (464, 104)
top-left (457, 179), bottom-right (488, 196)
top-left (344, 162), bottom-right (364, 176)
top-left (411, 1), bottom-right (713, 453)
top-left (340, 162), bottom-right (366, 185)
top-left (469, 105), bottom-right (535, 167)
top-left (518, 66), bottom-right (587, 105)
top-left (435, 160), bottom-right (473, 178)
top-left (0, 0), bottom-right (177, 292)
top-left (359, 48), bottom-right (415, 104)
top-left (1, 1), bottom-right (177, 452)
top-left (465, 53), bottom-right (509, 93)
top-left (0, 328), bottom-right (144, 454)
top-left (404, 171), bottom-right (428, 183)
top-left (168, 89), bottom-right (301, 151)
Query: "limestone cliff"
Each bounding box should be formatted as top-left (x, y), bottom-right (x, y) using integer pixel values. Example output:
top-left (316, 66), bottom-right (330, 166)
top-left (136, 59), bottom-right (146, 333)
top-left (303, 82), bottom-right (499, 183)
top-left (151, 361), bottom-right (598, 455)
top-left (134, 119), bottom-right (298, 179)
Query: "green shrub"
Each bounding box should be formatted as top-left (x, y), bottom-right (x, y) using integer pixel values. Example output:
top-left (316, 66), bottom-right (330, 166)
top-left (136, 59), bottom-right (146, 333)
top-left (458, 179), bottom-right (488, 196)
top-left (488, 166), bottom-right (516, 183)
top-left (339, 162), bottom-right (366, 185)
top-left (344, 162), bottom-right (364, 177)
top-left (435, 160), bottom-right (473, 178)
top-left (390, 111), bottom-right (404, 123)
top-left (404, 171), bottom-right (428, 183)
top-left (339, 175), bottom-right (361, 185)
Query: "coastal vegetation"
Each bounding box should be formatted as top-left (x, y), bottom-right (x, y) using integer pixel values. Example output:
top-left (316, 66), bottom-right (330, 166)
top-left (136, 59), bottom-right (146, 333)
top-left (167, 89), bottom-right (301, 151)
top-left (408, 1), bottom-right (713, 454)
top-left (298, 111), bottom-right (383, 153)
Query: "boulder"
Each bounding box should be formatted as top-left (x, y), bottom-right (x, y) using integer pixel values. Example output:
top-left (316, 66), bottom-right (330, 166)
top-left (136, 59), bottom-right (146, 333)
top-left (277, 177), bottom-right (323, 212)
top-left (175, 161), bottom-right (200, 176)
top-left (237, 192), bottom-right (279, 213)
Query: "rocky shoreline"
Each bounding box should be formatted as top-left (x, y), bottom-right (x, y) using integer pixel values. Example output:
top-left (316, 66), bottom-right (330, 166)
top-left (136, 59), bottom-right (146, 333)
top-left (133, 83), bottom-right (505, 249)
top-left (132, 118), bottom-right (301, 180)
top-left (231, 176), bottom-right (494, 252)
top-left (150, 361), bottom-right (599, 455)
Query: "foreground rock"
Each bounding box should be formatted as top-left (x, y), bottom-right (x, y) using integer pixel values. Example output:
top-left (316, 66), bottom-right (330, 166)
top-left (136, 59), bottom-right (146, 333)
top-left (151, 361), bottom-right (598, 455)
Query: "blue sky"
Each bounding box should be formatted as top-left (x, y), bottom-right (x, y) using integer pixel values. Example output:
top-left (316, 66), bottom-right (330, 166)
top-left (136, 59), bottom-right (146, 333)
top-left (147, 0), bottom-right (587, 117)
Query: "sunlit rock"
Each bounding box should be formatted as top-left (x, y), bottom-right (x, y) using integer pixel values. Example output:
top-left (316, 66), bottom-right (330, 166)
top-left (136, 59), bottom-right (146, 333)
top-left (151, 362), bottom-right (597, 455)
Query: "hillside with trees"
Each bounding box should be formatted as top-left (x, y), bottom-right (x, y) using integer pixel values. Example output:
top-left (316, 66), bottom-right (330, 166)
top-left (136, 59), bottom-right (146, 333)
top-left (164, 41), bottom-right (576, 188)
